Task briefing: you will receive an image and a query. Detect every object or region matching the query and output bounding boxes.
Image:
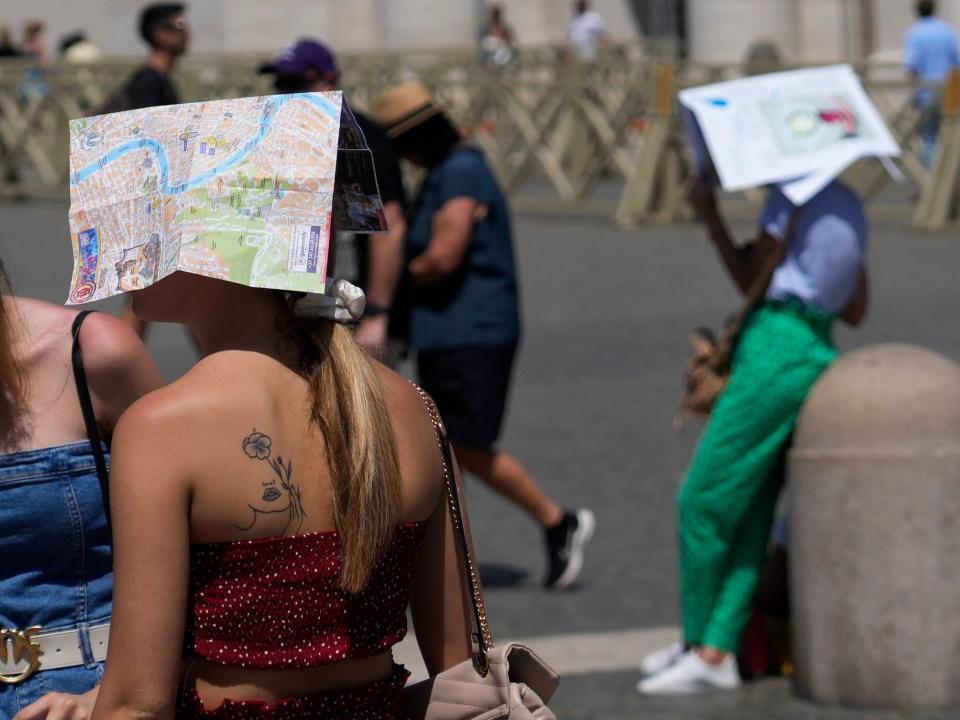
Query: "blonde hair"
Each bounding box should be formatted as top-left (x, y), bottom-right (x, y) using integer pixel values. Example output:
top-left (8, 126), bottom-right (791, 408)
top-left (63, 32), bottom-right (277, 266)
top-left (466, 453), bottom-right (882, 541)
top-left (285, 299), bottom-right (402, 593)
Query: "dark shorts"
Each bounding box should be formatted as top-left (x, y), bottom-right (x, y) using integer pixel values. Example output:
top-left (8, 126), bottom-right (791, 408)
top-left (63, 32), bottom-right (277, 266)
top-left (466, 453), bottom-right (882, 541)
top-left (417, 344), bottom-right (517, 449)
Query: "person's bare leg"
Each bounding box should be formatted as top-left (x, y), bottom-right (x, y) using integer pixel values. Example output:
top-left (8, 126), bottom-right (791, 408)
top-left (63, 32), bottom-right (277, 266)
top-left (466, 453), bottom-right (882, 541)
top-left (699, 646), bottom-right (729, 666)
top-left (120, 300), bottom-right (148, 339)
top-left (454, 444), bottom-right (564, 528)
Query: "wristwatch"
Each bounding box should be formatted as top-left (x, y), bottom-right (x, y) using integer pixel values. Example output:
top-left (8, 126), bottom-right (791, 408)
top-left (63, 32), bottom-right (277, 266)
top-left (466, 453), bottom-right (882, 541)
top-left (364, 302), bottom-right (390, 318)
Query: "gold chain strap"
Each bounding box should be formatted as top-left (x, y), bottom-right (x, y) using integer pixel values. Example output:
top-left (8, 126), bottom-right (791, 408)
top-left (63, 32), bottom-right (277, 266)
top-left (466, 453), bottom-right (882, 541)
top-left (415, 385), bottom-right (495, 660)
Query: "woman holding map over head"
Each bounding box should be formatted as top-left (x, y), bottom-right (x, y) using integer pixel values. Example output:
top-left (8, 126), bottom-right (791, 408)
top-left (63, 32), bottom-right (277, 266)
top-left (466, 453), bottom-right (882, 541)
top-left (637, 65), bottom-right (887, 696)
top-left (17, 92), bottom-right (487, 719)
top-left (0, 258), bottom-right (161, 720)
top-left (637, 175), bottom-right (869, 695)
top-left (61, 267), bottom-right (481, 720)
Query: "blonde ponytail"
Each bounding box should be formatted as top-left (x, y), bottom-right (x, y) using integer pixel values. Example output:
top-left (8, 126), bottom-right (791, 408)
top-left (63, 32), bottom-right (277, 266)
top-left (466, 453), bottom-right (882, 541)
top-left (302, 320), bottom-right (402, 593)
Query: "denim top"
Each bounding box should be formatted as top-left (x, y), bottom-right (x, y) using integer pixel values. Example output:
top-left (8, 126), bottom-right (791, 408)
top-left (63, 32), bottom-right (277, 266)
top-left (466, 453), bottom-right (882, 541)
top-left (0, 441), bottom-right (112, 631)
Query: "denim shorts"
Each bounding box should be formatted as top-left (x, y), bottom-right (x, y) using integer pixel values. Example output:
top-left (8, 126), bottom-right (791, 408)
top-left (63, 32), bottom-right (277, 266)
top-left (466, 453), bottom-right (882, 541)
top-left (0, 441), bottom-right (112, 715)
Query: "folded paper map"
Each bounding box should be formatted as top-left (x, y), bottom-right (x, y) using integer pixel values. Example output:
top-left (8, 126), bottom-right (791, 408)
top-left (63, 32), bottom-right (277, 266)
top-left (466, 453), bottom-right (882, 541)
top-left (678, 65), bottom-right (901, 205)
top-left (67, 91), bottom-right (384, 304)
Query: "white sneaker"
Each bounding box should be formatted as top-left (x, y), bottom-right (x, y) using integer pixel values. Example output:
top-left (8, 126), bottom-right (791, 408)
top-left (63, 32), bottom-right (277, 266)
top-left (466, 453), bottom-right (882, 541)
top-left (639, 640), bottom-right (684, 677)
top-left (637, 650), bottom-right (741, 695)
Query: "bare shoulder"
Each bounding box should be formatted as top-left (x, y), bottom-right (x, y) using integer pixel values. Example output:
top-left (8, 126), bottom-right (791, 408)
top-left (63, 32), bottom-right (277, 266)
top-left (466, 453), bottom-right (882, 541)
top-left (163, 350), bottom-right (281, 414)
top-left (374, 364), bottom-right (437, 441)
top-left (10, 297), bottom-right (75, 350)
top-left (110, 356), bottom-right (252, 453)
top-left (74, 310), bottom-right (155, 374)
top-left (373, 363), bottom-right (444, 484)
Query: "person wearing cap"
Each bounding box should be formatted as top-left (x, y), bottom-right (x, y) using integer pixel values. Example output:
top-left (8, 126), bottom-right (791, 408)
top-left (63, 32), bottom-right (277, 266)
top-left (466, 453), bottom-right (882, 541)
top-left (374, 82), bottom-right (595, 590)
top-left (260, 39), bottom-right (407, 363)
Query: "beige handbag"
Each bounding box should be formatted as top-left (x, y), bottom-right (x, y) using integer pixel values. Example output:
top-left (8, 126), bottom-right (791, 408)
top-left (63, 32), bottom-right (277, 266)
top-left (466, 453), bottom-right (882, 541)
top-left (403, 390), bottom-right (560, 720)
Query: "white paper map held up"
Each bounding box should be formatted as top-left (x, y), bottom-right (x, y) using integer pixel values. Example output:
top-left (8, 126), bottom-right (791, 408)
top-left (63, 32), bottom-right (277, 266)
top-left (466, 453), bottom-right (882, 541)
top-left (678, 65), bottom-right (900, 205)
top-left (67, 91), bottom-right (385, 304)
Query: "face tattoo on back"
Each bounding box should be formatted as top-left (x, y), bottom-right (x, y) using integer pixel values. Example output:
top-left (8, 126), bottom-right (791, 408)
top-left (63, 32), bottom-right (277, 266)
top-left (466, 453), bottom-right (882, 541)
top-left (235, 430), bottom-right (306, 535)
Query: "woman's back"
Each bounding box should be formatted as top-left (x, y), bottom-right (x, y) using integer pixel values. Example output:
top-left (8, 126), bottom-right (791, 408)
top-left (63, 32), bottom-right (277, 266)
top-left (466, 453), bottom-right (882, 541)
top-left (154, 351), bottom-right (442, 543)
top-left (106, 350), bottom-right (447, 710)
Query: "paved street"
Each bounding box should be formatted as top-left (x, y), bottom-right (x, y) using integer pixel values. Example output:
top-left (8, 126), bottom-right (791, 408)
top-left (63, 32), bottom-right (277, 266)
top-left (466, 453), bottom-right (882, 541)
top-left (2, 197), bottom-right (959, 718)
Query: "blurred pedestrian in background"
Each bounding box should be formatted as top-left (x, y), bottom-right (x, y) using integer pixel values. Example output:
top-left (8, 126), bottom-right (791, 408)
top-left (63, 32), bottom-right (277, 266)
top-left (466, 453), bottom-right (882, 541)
top-left (20, 20), bottom-right (46, 61)
top-left (0, 24), bottom-right (20, 58)
top-left (480, 4), bottom-right (516, 68)
top-left (638, 178), bottom-right (869, 694)
top-left (59, 31), bottom-right (103, 65)
top-left (374, 81), bottom-right (595, 589)
top-left (905, 0), bottom-right (959, 168)
top-left (259, 39), bottom-right (408, 364)
top-left (0, 258), bottom-right (161, 719)
top-left (117, 2), bottom-right (190, 338)
top-left (742, 38), bottom-right (783, 77)
top-left (17, 20), bottom-right (48, 103)
top-left (127, 2), bottom-right (189, 108)
top-left (568, 0), bottom-right (609, 61)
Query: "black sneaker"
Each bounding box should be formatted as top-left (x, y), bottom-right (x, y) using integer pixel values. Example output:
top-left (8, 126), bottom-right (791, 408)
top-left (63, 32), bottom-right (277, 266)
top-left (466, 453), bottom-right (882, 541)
top-left (543, 509), bottom-right (595, 589)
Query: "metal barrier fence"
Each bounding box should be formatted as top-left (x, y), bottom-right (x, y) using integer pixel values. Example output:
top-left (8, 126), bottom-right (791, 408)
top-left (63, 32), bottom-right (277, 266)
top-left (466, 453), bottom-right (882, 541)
top-left (1, 46), bottom-right (957, 227)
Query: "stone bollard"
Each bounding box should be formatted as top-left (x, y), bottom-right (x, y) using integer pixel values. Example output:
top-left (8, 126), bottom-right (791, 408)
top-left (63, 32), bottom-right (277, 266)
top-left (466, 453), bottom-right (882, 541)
top-left (789, 344), bottom-right (960, 710)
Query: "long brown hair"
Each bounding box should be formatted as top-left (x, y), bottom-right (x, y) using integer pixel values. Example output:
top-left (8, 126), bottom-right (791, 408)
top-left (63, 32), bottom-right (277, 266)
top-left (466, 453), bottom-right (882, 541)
top-left (284, 297), bottom-right (402, 593)
top-left (0, 256), bottom-right (24, 420)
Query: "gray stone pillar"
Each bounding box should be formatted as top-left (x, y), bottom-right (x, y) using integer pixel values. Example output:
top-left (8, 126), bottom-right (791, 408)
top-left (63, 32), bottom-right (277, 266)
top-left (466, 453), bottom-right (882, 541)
top-left (789, 344), bottom-right (960, 709)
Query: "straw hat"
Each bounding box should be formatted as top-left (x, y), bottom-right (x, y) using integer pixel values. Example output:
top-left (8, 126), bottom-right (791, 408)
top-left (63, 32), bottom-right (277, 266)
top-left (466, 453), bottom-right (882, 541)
top-left (373, 81), bottom-right (443, 139)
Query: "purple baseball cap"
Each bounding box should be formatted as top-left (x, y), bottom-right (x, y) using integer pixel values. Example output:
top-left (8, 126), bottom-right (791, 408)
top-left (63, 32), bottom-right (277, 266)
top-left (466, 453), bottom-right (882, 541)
top-left (259, 38), bottom-right (339, 78)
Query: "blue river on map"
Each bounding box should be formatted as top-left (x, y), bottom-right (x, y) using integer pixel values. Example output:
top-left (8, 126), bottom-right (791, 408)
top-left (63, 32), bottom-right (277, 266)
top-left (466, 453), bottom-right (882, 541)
top-left (70, 93), bottom-right (340, 193)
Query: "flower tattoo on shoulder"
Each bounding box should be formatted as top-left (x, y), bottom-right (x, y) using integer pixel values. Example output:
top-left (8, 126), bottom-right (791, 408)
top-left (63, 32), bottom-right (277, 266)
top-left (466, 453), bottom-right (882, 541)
top-left (243, 432), bottom-right (271, 460)
top-left (235, 429), bottom-right (306, 535)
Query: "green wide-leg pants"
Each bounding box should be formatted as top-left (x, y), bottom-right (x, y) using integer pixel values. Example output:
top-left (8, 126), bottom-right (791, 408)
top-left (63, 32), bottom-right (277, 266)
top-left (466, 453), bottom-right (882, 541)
top-left (678, 301), bottom-right (837, 653)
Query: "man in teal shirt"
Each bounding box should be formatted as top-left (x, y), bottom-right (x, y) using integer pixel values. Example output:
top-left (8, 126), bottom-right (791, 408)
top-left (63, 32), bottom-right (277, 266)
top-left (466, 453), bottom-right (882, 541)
top-left (374, 82), bottom-right (595, 590)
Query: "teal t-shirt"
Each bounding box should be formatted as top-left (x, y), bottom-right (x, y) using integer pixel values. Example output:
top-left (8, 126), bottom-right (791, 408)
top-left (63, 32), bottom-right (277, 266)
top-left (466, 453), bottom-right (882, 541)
top-left (406, 146), bottom-right (520, 351)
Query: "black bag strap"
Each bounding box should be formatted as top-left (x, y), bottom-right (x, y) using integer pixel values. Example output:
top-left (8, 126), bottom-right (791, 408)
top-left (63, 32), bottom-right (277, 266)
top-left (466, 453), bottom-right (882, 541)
top-left (71, 311), bottom-right (111, 521)
top-left (414, 384), bottom-right (494, 676)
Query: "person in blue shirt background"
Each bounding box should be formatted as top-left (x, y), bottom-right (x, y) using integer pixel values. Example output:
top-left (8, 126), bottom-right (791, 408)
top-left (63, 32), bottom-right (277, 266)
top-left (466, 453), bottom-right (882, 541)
top-left (373, 81), bottom-right (595, 590)
top-left (904, 0), bottom-right (960, 168)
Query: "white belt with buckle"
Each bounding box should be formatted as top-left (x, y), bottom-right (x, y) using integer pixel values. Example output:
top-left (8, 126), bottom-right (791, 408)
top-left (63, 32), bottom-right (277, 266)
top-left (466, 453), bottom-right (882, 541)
top-left (0, 623), bottom-right (110, 684)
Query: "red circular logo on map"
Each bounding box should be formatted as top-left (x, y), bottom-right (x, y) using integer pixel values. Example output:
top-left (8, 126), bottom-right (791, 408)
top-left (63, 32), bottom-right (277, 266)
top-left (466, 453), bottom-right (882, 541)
top-left (71, 282), bottom-right (95, 304)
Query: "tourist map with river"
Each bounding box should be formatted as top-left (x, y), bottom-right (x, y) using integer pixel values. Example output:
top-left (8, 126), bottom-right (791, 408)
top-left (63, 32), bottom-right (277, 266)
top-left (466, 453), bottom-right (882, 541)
top-left (67, 91), bottom-right (384, 304)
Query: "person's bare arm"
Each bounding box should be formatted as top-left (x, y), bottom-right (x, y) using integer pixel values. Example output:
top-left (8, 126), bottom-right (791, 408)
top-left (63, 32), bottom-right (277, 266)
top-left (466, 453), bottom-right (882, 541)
top-left (408, 446), bottom-right (475, 675)
top-left (119, 301), bottom-right (148, 340)
top-left (687, 181), bottom-right (782, 295)
top-left (355, 200), bottom-right (406, 354)
top-left (841, 266), bottom-right (869, 327)
top-left (90, 395), bottom-right (191, 720)
top-left (408, 197), bottom-right (478, 287)
top-left (79, 312), bottom-right (164, 434)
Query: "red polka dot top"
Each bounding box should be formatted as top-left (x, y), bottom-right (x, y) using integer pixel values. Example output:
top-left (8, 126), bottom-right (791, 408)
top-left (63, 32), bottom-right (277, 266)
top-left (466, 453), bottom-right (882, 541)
top-left (185, 523), bottom-right (426, 668)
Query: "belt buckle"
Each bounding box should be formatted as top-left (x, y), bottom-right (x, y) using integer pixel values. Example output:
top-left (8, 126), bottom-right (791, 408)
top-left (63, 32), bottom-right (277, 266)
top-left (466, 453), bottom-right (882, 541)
top-left (0, 626), bottom-right (43, 684)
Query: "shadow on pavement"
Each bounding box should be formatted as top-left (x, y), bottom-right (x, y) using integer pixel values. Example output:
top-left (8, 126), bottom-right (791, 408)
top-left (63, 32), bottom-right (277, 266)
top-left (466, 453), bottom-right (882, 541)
top-left (479, 563), bottom-right (529, 589)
